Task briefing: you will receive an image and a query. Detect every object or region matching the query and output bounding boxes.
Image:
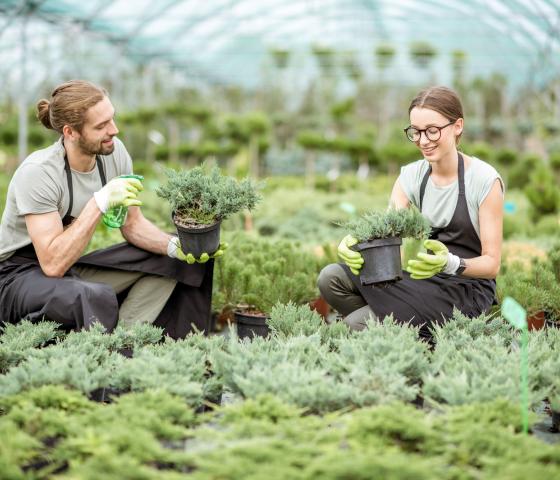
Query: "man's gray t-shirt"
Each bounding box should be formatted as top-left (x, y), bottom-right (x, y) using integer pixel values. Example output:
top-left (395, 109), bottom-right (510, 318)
top-left (0, 137), bottom-right (133, 261)
top-left (398, 156), bottom-right (503, 239)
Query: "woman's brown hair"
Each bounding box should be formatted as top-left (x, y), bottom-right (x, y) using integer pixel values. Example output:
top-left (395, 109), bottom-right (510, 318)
top-left (408, 86), bottom-right (464, 144)
top-left (36, 80), bottom-right (107, 134)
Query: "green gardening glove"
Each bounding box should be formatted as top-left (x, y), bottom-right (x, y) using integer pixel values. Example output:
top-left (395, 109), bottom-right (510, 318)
top-left (337, 234), bottom-right (364, 275)
top-left (406, 239), bottom-right (448, 280)
top-left (167, 237), bottom-right (228, 264)
top-left (93, 176), bottom-right (143, 213)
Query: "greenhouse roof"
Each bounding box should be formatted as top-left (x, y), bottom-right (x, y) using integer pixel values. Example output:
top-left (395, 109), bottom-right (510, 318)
top-left (1, 0), bottom-right (559, 92)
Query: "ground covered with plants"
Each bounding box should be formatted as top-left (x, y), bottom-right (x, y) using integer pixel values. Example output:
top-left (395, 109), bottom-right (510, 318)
top-left (0, 306), bottom-right (559, 479)
top-left (1, 139), bottom-right (560, 478)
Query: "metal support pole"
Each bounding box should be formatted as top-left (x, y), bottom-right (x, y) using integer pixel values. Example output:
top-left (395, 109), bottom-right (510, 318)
top-left (18, 14), bottom-right (28, 163)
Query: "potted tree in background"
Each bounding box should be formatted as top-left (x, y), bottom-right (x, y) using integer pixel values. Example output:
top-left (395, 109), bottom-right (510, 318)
top-left (342, 207), bottom-right (431, 285)
top-left (156, 165), bottom-right (261, 258)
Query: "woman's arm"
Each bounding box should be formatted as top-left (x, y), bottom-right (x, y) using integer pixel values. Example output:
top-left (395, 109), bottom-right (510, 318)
top-left (389, 178), bottom-right (410, 209)
top-left (460, 179), bottom-right (504, 279)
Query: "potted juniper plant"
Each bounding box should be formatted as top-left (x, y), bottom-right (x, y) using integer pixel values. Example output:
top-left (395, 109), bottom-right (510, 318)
top-left (213, 233), bottom-right (321, 340)
top-left (342, 207), bottom-right (431, 285)
top-left (156, 165), bottom-right (261, 257)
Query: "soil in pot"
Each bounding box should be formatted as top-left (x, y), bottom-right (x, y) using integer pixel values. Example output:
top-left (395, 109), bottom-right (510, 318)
top-left (173, 214), bottom-right (221, 259)
top-left (528, 311), bottom-right (546, 331)
top-left (352, 237), bottom-right (402, 285)
top-left (234, 310), bottom-right (269, 340)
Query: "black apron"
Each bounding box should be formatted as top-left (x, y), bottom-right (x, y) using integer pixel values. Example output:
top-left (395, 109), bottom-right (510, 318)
top-left (0, 154), bottom-right (213, 338)
top-left (342, 153), bottom-right (496, 337)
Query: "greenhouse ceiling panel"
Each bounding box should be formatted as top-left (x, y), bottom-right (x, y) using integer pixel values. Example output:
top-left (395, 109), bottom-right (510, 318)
top-left (0, 0), bottom-right (558, 90)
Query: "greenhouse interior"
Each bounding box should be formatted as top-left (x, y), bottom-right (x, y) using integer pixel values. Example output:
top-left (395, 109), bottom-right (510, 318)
top-left (0, 0), bottom-right (560, 478)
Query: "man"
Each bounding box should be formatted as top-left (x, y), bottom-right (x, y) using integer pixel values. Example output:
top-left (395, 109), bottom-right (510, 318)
top-left (0, 80), bottom-right (222, 338)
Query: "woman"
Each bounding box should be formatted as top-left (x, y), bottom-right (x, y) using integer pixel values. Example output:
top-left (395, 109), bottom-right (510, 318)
top-left (318, 86), bottom-right (504, 338)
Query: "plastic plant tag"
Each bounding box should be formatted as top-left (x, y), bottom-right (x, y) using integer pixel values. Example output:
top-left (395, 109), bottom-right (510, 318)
top-left (339, 202), bottom-right (356, 215)
top-left (502, 296), bottom-right (527, 329)
top-left (501, 296), bottom-right (529, 434)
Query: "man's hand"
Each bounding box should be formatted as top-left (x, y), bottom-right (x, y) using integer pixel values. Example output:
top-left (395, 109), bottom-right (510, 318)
top-left (337, 234), bottom-right (364, 275)
top-left (93, 176), bottom-right (143, 213)
top-left (167, 236), bottom-right (228, 264)
top-left (406, 239), bottom-right (452, 279)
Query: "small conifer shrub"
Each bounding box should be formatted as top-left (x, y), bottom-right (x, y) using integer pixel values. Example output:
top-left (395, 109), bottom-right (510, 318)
top-left (342, 207), bottom-right (431, 243)
top-left (156, 165), bottom-right (261, 226)
top-left (213, 233), bottom-right (321, 315)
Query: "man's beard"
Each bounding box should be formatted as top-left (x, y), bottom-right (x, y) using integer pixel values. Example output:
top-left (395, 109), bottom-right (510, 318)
top-left (78, 135), bottom-right (115, 156)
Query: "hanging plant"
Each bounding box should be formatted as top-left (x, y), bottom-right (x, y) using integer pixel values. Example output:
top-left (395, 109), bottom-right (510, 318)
top-left (409, 41), bottom-right (438, 70)
top-left (269, 48), bottom-right (290, 69)
top-left (375, 43), bottom-right (396, 71)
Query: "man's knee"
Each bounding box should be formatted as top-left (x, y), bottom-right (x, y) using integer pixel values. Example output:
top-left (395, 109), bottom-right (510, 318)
top-left (53, 279), bottom-right (118, 329)
top-left (70, 280), bottom-right (116, 303)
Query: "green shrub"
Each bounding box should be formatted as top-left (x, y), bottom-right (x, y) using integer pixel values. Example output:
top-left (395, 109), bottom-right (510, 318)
top-left (0, 341), bottom-right (125, 397)
top-left (497, 261), bottom-right (558, 317)
top-left (0, 125), bottom-right (17, 146)
top-left (214, 316), bottom-right (428, 413)
top-left (464, 141), bottom-right (494, 162)
top-left (111, 338), bottom-right (219, 407)
top-left (495, 148), bottom-right (518, 167)
top-left (296, 130), bottom-right (327, 150)
top-left (213, 234), bottom-right (321, 315)
top-left (507, 154), bottom-right (542, 190)
top-left (378, 142), bottom-right (419, 170)
top-left (423, 333), bottom-right (547, 407)
top-left (549, 150), bottom-right (560, 172)
top-left (0, 320), bottom-right (61, 373)
top-left (430, 309), bottom-right (515, 347)
top-left (531, 214), bottom-right (560, 237)
top-left (503, 213), bottom-right (527, 239)
top-left (525, 164), bottom-right (560, 220)
top-left (342, 207), bottom-right (431, 242)
top-left (267, 302), bottom-right (349, 347)
top-left (156, 165), bottom-right (261, 225)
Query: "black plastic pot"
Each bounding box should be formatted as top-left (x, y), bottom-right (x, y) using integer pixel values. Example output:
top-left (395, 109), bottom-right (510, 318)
top-left (551, 410), bottom-right (560, 433)
top-left (173, 214), bottom-right (221, 258)
top-left (546, 318), bottom-right (559, 329)
top-left (234, 310), bottom-right (269, 340)
top-left (352, 236), bottom-right (402, 285)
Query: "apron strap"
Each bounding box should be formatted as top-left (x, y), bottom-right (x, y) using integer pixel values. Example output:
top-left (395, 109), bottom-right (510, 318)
top-left (419, 152), bottom-right (465, 211)
top-left (419, 164), bottom-right (432, 212)
top-left (63, 154), bottom-right (74, 221)
top-left (457, 152), bottom-right (465, 196)
top-left (62, 153), bottom-right (106, 224)
top-left (96, 155), bottom-right (107, 186)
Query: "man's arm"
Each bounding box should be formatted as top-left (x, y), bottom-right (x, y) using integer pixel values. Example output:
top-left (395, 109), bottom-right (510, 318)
top-left (25, 198), bottom-right (102, 278)
top-left (120, 206), bottom-right (172, 256)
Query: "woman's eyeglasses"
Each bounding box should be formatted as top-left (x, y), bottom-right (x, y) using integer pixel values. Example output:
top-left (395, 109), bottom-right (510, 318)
top-left (404, 121), bottom-right (455, 142)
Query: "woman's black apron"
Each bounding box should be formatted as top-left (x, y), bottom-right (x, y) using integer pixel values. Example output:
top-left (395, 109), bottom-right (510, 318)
top-left (341, 153), bottom-right (496, 337)
top-left (0, 154), bottom-right (213, 339)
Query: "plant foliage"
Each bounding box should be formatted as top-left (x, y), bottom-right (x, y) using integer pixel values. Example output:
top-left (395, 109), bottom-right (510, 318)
top-left (156, 165), bottom-right (261, 225)
top-left (342, 206), bottom-right (431, 242)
